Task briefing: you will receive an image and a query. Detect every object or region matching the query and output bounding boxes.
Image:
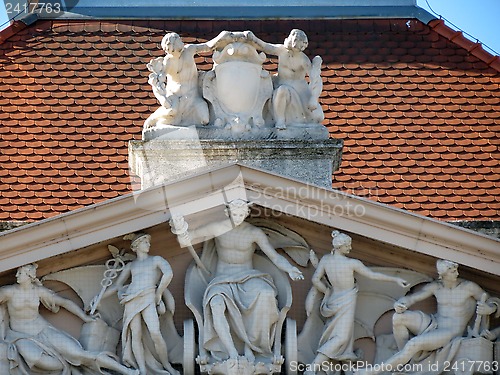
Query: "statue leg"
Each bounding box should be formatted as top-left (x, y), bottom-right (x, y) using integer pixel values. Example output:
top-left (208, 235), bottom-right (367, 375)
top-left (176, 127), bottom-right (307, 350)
top-left (15, 339), bottom-right (64, 371)
top-left (141, 305), bottom-right (179, 375)
top-left (33, 354), bottom-right (65, 371)
top-left (55, 339), bottom-right (139, 375)
top-left (368, 329), bottom-right (456, 375)
top-left (128, 314), bottom-right (147, 374)
top-left (193, 97), bottom-right (209, 125)
top-left (209, 295), bottom-right (239, 359)
top-left (273, 86), bottom-right (290, 129)
top-left (392, 311), bottom-right (431, 350)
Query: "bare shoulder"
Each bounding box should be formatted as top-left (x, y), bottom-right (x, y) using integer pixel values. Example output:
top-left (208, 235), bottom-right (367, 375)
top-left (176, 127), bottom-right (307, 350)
top-left (320, 253), bottom-right (335, 263)
top-left (0, 284), bottom-right (15, 297)
top-left (152, 255), bottom-right (171, 265)
top-left (460, 279), bottom-right (483, 292)
top-left (423, 280), bottom-right (441, 292)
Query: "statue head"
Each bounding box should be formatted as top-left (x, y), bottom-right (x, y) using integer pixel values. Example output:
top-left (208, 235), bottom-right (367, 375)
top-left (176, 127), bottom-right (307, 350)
top-left (161, 32), bottom-right (184, 54)
top-left (127, 232), bottom-right (151, 253)
top-left (284, 29), bottom-right (308, 52)
top-left (436, 259), bottom-right (458, 279)
top-left (16, 263), bottom-right (42, 286)
top-left (331, 230), bottom-right (352, 254)
top-left (225, 199), bottom-right (251, 226)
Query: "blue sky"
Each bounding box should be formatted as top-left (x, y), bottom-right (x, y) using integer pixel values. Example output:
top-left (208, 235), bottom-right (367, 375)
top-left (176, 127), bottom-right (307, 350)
top-left (1, 0), bottom-right (499, 56)
top-left (417, 0), bottom-right (500, 55)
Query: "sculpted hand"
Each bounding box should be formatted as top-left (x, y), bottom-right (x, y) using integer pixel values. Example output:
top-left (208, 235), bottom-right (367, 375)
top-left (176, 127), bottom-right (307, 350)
top-left (82, 313), bottom-right (96, 323)
top-left (288, 267), bottom-right (304, 281)
top-left (244, 30), bottom-right (255, 41)
top-left (476, 301), bottom-right (496, 316)
top-left (170, 216), bottom-right (191, 246)
top-left (170, 215), bottom-right (188, 233)
top-left (217, 30), bottom-right (233, 45)
top-left (157, 300), bottom-right (166, 315)
top-left (88, 295), bottom-right (100, 312)
top-left (394, 300), bottom-right (408, 314)
top-left (480, 329), bottom-right (497, 341)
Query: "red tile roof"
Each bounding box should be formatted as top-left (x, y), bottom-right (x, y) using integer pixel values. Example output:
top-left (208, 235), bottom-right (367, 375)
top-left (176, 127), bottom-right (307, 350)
top-left (0, 19), bottom-right (499, 222)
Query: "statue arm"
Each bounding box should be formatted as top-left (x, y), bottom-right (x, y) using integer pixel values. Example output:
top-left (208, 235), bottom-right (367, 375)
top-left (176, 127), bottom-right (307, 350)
top-left (353, 260), bottom-right (408, 287)
top-left (188, 30), bottom-right (233, 54)
top-left (311, 259), bottom-right (328, 294)
top-left (245, 30), bottom-right (282, 55)
top-left (468, 283), bottom-right (496, 316)
top-left (399, 282), bottom-right (436, 308)
top-left (44, 288), bottom-right (94, 323)
top-left (170, 215), bottom-right (221, 246)
top-left (254, 229), bottom-right (303, 280)
top-left (0, 286), bottom-right (10, 304)
top-left (155, 257), bottom-right (174, 303)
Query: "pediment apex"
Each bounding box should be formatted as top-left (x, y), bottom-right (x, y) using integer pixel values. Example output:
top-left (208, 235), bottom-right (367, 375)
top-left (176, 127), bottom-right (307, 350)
top-left (0, 163), bottom-right (498, 277)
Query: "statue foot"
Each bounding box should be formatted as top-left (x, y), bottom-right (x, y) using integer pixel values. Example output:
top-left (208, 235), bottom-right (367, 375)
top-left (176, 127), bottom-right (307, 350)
top-left (275, 121), bottom-right (286, 130)
top-left (244, 344), bottom-right (255, 362)
top-left (165, 364), bottom-right (180, 375)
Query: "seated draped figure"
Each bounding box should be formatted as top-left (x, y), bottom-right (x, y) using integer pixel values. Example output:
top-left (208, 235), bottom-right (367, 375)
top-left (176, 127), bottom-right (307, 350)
top-left (171, 199), bottom-right (304, 362)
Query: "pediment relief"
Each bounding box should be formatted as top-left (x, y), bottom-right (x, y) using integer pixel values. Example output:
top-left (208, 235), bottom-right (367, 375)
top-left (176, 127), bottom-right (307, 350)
top-left (0, 166), bottom-right (499, 374)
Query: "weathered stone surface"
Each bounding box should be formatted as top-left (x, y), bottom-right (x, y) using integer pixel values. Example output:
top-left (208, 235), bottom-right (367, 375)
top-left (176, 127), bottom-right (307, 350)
top-left (129, 137), bottom-right (343, 189)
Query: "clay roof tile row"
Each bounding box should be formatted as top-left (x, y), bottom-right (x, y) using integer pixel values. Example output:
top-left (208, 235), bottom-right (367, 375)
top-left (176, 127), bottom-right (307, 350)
top-left (1, 18), bottom-right (499, 222)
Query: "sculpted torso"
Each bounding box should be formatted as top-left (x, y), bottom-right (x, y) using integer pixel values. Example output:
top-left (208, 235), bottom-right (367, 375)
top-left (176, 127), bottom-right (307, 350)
top-left (4, 285), bottom-right (48, 334)
top-left (277, 50), bottom-right (309, 82)
top-left (321, 254), bottom-right (358, 292)
top-left (213, 223), bottom-right (258, 274)
top-left (164, 49), bottom-right (199, 94)
top-left (123, 256), bottom-right (163, 295)
top-left (433, 280), bottom-right (478, 333)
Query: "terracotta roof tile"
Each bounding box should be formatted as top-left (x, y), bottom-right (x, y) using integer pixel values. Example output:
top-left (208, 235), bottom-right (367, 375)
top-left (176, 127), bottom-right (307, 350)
top-left (0, 18), bottom-right (498, 222)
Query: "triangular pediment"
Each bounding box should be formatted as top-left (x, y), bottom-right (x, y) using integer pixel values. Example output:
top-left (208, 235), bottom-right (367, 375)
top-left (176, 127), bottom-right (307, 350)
top-left (1, 163), bottom-right (499, 375)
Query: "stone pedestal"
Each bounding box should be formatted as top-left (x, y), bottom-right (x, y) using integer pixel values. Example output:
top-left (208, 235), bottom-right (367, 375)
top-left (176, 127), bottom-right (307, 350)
top-left (129, 137), bottom-right (343, 189)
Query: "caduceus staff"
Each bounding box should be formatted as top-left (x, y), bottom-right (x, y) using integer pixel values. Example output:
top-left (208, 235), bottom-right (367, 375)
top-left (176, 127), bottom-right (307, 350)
top-left (89, 246), bottom-right (131, 315)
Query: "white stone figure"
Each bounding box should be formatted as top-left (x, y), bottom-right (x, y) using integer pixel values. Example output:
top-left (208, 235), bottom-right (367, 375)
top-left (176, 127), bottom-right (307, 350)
top-left (0, 263), bottom-right (138, 375)
top-left (171, 199), bottom-right (304, 372)
top-left (202, 31), bottom-right (273, 132)
top-left (358, 259), bottom-right (497, 375)
top-left (95, 232), bottom-right (179, 375)
top-left (144, 31), bottom-right (231, 132)
top-left (247, 29), bottom-right (324, 129)
top-left (480, 296), bottom-right (500, 342)
top-left (482, 327), bottom-right (500, 341)
top-left (304, 231), bottom-right (408, 375)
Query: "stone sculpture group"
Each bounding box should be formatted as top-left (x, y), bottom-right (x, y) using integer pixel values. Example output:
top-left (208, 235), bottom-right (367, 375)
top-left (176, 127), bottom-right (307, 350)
top-left (0, 30), bottom-right (498, 375)
top-left (143, 29), bottom-right (324, 138)
top-left (0, 200), bottom-right (498, 374)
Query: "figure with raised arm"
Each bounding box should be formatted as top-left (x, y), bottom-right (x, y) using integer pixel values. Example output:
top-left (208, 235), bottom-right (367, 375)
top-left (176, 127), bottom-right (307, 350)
top-left (96, 232), bottom-right (179, 375)
top-left (0, 263), bottom-right (139, 375)
top-left (359, 259), bottom-right (497, 375)
top-left (305, 231), bottom-right (408, 375)
top-left (247, 29), bottom-right (324, 129)
top-left (144, 30), bottom-right (231, 130)
top-left (171, 199), bottom-right (303, 363)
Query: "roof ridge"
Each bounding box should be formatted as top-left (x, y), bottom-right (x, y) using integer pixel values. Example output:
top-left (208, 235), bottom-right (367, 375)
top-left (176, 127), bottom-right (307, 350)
top-left (0, 13), bottom-right (38, 45)
top-left (428, 19), bottom-right (500, 73)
